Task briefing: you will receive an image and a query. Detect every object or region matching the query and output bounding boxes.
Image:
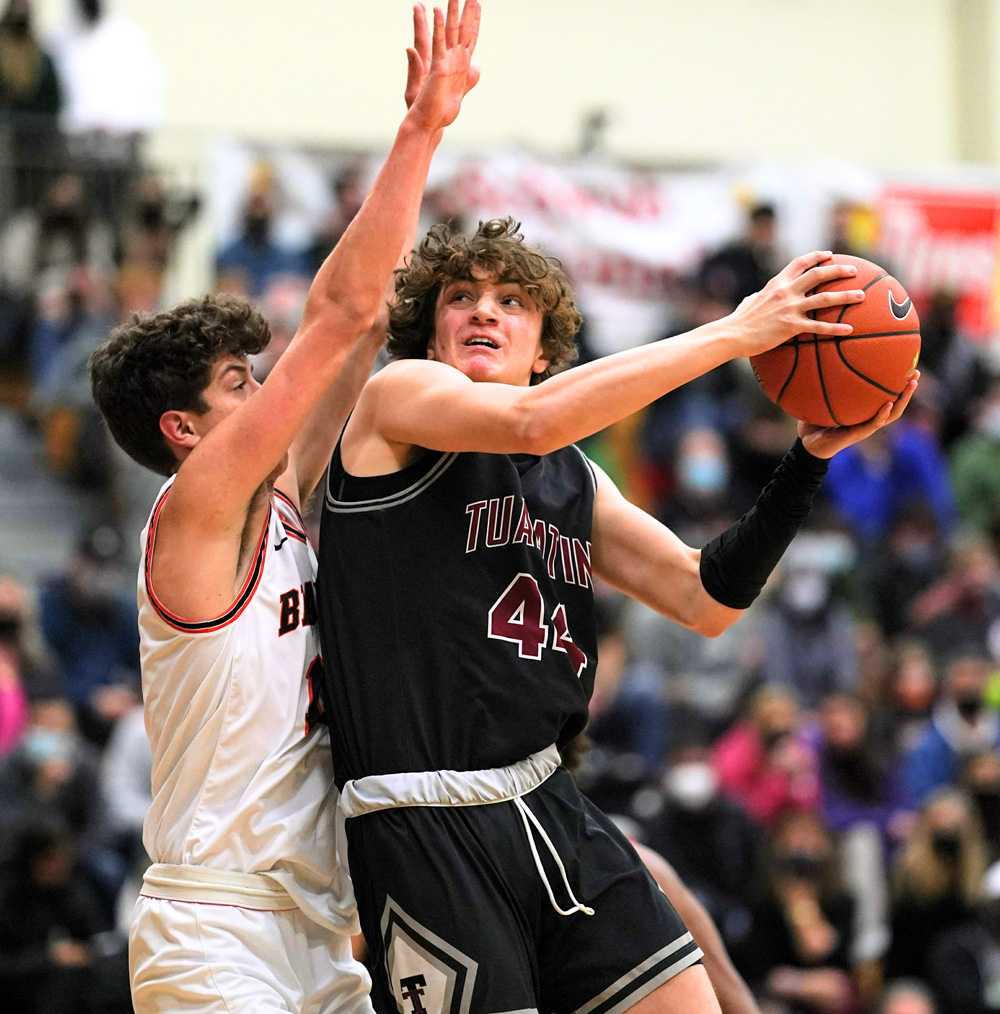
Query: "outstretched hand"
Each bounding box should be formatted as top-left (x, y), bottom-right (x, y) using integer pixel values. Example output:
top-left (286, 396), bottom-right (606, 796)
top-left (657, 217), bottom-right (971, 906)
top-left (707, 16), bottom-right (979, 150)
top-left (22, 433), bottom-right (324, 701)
top-left (797, 370), bottom-right (920, 459)
top-left (405, 1), bottom-right (481, 127)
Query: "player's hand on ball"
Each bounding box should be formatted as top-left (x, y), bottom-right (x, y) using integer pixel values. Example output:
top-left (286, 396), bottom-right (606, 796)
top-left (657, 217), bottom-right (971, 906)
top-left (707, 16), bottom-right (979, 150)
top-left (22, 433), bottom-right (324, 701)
top-left (729, 251), bottom-right (865, 357)
top-left (406, 0), bottom-right (481, 130)
top-left (796, 370), bottom-right (920, 459)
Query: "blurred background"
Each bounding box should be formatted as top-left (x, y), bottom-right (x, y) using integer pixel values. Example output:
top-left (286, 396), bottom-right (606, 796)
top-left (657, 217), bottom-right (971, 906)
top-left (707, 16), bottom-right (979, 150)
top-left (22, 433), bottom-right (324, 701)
top-left (0, 2), bottom-right (998, 1012)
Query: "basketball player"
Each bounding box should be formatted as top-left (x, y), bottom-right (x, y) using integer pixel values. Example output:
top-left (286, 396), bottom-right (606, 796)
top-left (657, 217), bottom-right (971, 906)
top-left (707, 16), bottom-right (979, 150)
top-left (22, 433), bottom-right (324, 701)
top-left (316, 218), bottom-right (918, 1013)
top-left (87, 4), bottom-right (481, 1010)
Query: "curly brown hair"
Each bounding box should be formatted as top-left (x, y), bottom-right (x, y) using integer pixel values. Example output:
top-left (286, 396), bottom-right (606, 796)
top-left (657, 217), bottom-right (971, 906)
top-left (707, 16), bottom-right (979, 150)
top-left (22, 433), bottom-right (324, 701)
top-left (388, 217), bottom-right (582, 383)
top-left (89, 295), bottom-right (271, 476)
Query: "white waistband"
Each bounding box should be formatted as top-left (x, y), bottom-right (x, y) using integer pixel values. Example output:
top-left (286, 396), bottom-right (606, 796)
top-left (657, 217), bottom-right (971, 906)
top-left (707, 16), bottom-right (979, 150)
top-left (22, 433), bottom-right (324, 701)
top-left (338, 745), bottom-right (593, 920)
top-left (140, 863), bottom-right (297, 911)
top-left (338, 744), bottom-right (561, 818)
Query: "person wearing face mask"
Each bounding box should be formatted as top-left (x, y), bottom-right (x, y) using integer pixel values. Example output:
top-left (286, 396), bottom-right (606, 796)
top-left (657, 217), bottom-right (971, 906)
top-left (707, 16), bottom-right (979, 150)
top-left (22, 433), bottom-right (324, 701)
top-left (904, 649), bottom-right (1000, 807)
top-left (927, 861), bottom-right (1000, 1014)
top-left (641, 739), bottom-right (767, 947)
top-left (758, 561), bottom-right (859, 711)
top-left (215, 183), bottom-right (310, 298)
top-left (888, 788), bottom-right (989, 981)
top-left (739, 811), bottom-right (858, 1013)
top-left (0, 0), bottom-right (63, 210)
top-left (38, 525), bottom-right (139, 748)
top-left (713, 686), bottom-right (821, 827)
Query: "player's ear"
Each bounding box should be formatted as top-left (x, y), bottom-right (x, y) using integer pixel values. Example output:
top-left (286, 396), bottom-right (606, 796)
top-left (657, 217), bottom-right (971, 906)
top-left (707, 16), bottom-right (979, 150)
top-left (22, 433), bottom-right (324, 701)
top-left (531, 343), bottom-right (550, 377)
top-left (159, 410), bottom-right (201, 454)
top-left (426, 335), bottom-right (437, 361)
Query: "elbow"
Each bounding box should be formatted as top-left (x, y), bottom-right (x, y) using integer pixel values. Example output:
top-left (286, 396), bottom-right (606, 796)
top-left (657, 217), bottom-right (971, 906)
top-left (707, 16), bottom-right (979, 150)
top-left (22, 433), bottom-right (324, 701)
top-left (693, 613), bottom-right (733, 639)
top-left (512, 396), bottom-right (555, 456)
top-left (304, 294), bottom-right (379, 343)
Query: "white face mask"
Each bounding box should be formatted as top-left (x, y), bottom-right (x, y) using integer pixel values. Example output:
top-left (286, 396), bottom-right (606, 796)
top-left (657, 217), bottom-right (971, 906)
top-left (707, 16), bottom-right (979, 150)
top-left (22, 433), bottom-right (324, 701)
top-left (782, 571), bottom-right (829, 614)
top-left (665, 762), bottom-right (717, 810)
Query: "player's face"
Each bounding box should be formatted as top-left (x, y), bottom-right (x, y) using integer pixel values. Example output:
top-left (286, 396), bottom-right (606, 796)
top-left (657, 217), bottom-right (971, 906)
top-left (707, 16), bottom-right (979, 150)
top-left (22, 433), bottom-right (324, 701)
top-left (166, 356), bottom-right (288, 477)
top-left (429, 273), bottom-right (548, 386)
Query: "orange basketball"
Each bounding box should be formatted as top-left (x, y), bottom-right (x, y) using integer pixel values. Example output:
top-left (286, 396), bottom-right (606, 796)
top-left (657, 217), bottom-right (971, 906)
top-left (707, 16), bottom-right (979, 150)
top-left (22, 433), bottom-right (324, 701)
top-left (750, 254), bottom-right (921, 427)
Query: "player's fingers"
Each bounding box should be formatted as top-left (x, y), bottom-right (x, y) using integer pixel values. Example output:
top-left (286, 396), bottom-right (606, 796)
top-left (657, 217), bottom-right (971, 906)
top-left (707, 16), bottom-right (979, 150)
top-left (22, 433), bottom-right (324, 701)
top-left (460, 0), bottom-right (481, 50)
top-left (431, 6), bottom-right (445, 61)
top-left (793, 261), bottom-right (858, 293)
top-left (446, 0), bottom-right (459, 47)
top-left (776, 250), bottom-right (833, 283)
top-left (808, 319), bottom-right (854, 337)
top-left (413, 4), bottom-right (431, 63)
top-left (404, 49), bottom-right (422, 106)
top-left (887, 376), bottom-right (919, 423)
top-left (800, 288), bottom-right (865, 312)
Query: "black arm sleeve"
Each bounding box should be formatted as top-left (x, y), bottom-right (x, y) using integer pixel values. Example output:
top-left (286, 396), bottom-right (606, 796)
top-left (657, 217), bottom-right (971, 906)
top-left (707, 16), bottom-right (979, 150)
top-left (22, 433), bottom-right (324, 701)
top-left (699, 439), bottom-right (828, 610)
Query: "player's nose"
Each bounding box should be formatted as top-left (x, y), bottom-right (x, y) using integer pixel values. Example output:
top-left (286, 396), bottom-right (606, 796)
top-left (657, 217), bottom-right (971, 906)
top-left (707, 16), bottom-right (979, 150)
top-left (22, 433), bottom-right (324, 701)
top-left (470, 297), bottom-right (499, 323)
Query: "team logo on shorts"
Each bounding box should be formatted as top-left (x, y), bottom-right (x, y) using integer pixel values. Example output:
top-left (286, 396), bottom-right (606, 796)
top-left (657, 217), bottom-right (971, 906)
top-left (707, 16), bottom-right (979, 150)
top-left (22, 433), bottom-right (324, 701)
top-left (381, 896), bottom-right (478, 1014)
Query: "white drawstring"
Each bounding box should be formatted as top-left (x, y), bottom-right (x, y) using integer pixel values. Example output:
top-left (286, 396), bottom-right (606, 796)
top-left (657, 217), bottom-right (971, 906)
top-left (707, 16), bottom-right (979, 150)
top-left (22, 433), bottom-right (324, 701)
top-left (513, 796), bottom-right (595, 918)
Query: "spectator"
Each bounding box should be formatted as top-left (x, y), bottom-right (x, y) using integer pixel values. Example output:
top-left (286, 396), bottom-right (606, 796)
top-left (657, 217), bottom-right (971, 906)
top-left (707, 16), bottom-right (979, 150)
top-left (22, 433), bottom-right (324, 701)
top-left (740, 810), bottom-right (857, 1013)
top-left (38, 524), bottom-right (139, 746)
top-left (699, 201), bottom-right (781, 305)
top-left (641, 734), bottom-right (766, 945)
top-left (0, 171), bottom-right (113, 300)
top-left (99, 701), bottom-right (149, 876)
top-left (49, 0), bottom-right (162, 227)
top-left (927, 860), bottom-right (1000, 1014)
top-left (758, 563), bottom-right (859, 710)
top-left (879, 640), bottom-right (938, 755)
top-left (950, 375), bottom-right (1000, 541)
top-left (888, 788), bottom-right (988, 980)
top-left (215, 183), bottom-right (308, 297)
top-left (656, 425), bottom-right (743, 546)
top-left (119, 171), bottom-right (200, 276)
top-left (0, 814), bottom-right (106, 1013)
top-left (962, 750), bottom-right (1000, 862)
top-left (904, 648), bottom-right (999, 806)
top-left (877, 979), bottom-right (938, 1014)
top-left (908, 532), bottom-right (1000, 663)
top-left (867, 502), bottom-right (949, 639)
top-left (714, 686), bottom-right (820, 827)
top-left (248, 276), bottom-right (308, 382)
top-left (815, 692), bottom-right (909, 847)
top-left (0, 0), bottom-right (63, 211)
top-left (303, 160), bottom-right (367, 275)
top-left (824, 423), bottom-right (957, 546)
top-left (0, 574), bottom-right (29, 753)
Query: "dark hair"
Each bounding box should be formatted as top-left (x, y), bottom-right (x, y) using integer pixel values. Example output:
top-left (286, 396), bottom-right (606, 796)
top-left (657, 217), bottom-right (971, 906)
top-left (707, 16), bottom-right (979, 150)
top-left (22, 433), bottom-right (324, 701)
top-left (89, 294), bottom-right (271, 475)
top-left (388, 217), bottom-right (582, 383)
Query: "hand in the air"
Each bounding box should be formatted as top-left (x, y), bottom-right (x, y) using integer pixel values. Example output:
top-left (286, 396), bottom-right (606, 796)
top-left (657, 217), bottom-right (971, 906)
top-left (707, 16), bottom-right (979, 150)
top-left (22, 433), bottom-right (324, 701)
top-left (729, 250), bottom-right (865, 358)
top-left (797, 370), bottom-right (920, 459)
top-left (405, 0), bottom-right (481, 127)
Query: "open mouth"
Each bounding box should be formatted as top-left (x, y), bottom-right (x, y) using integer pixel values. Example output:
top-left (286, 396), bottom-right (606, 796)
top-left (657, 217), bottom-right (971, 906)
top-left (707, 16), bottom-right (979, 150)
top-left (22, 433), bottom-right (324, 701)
top-left (464, 336), bottom-right (500, 350)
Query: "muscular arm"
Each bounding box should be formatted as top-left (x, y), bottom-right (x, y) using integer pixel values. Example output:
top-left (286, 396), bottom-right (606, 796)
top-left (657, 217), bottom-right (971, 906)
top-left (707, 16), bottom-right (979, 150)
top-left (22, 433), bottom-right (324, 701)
top-left (153, 2), bottom-right (481, 616)
top-left (351, 253), bottom-right (863, 467)
top-left (633, 842), bottom-right (761, 1014)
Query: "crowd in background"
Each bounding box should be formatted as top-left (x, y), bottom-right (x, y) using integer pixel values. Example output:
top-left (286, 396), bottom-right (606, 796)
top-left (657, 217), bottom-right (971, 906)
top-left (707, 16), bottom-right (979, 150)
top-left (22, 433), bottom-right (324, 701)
top-left (1, 4), bottom-right (1000, 1013)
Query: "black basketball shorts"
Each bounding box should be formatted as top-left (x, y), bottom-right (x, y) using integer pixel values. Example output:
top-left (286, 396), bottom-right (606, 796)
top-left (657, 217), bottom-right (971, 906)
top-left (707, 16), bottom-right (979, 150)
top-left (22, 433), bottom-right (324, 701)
top-left (346, 767), bottom-right (702, 1014)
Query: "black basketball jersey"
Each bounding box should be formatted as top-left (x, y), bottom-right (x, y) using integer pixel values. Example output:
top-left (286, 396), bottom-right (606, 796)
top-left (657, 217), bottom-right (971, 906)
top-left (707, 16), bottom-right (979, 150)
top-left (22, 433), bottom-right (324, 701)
top-left (317, 436), bottom-right (599, 785)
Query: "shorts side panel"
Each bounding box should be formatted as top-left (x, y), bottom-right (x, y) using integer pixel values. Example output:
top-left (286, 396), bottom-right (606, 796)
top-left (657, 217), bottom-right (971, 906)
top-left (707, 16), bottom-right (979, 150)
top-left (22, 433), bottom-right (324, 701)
top-left (530, 772), bottom-right (703, 1013)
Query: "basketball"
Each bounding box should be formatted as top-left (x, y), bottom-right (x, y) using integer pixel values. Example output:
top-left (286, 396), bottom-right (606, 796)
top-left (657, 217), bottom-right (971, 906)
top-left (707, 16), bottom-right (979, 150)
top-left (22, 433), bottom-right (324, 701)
top-left (750, 254), bottom-right (921, 427)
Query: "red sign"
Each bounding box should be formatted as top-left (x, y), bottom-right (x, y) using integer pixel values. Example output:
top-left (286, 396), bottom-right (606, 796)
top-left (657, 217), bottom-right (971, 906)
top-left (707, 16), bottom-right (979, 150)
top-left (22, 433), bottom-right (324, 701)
top-left (879, 186), bottom-right (1000, 340)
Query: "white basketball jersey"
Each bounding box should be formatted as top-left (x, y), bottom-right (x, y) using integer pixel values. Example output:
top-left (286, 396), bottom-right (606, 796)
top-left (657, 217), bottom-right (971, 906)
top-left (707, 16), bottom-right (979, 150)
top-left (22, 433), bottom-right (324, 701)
top-left (137, 477), bottom-right (357, 934)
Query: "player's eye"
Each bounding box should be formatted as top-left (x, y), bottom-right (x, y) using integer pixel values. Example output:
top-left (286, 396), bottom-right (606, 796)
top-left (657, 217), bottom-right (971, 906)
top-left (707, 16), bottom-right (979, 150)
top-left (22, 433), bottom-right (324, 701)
top-left (450, 290), bottom-right (472, 303)
top-left (501, 294), bottom-right (524, 307)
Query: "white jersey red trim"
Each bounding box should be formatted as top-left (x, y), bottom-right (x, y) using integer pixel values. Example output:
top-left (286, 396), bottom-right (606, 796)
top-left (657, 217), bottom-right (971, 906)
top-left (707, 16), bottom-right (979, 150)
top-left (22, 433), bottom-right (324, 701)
top-left (137, 475), bottom-right (357, 934)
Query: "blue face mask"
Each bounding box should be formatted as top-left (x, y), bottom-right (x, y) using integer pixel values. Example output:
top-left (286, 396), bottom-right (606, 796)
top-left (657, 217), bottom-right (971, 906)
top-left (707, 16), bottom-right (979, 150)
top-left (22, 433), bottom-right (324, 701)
top-left (23, 729), bottom-right (73, 764)
top-left (679, 455), bottom-right (727, 495)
